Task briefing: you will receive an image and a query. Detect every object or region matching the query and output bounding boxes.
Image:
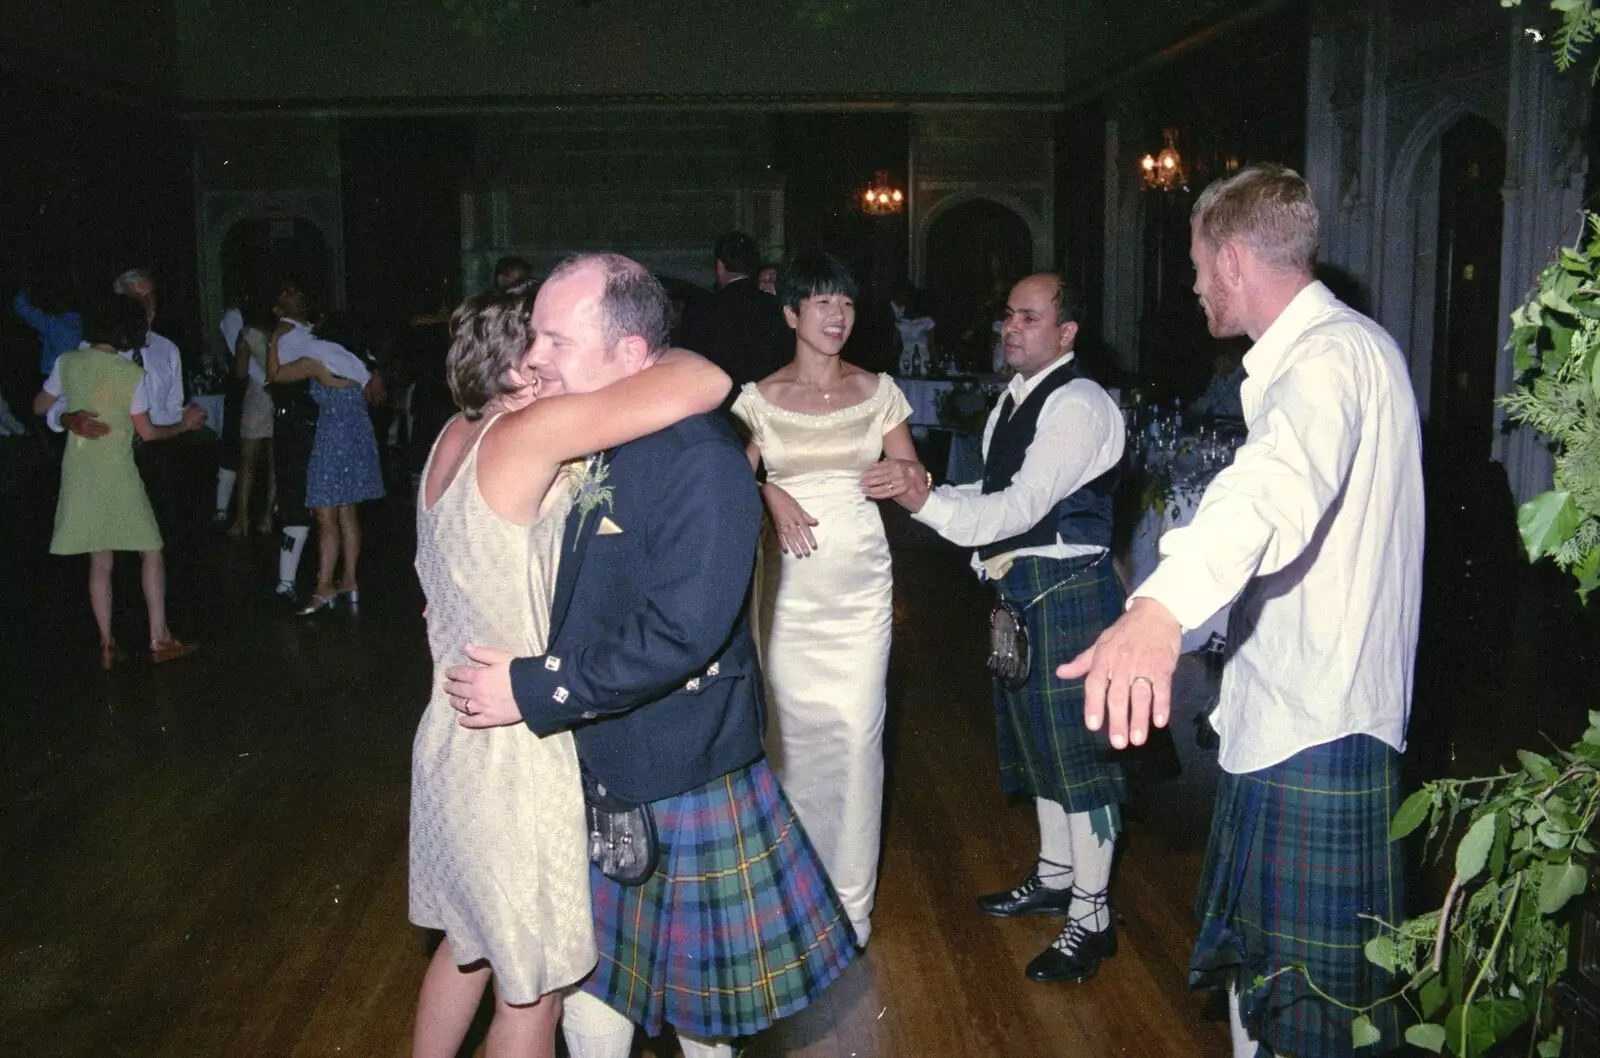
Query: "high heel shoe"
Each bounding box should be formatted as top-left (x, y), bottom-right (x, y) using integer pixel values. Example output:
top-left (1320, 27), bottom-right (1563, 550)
top-left (339, 586), bottom-right (360, 613)
top-left (100, 639), bottom-right (122, 672)
top-left (296, 593), bottom-right (339, 616)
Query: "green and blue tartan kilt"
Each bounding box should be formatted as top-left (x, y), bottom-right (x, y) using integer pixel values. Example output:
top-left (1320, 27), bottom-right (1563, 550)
top-left (578, 758), bottom-right (858, 1038)
top-left (992, 554), bottom-right (1126, 814)
top-left (1190, 734), bottom-right (1405, 1057)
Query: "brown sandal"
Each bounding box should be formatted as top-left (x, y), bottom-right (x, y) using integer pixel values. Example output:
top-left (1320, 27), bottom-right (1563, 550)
top-left (150, 639), bottom-right (199, 664)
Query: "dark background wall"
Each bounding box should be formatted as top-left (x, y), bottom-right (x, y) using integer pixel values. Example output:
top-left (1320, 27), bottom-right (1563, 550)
top-left (0, 68), bottom-right (195, 417)
top-left (171, 0), bottom-right (1068, 101)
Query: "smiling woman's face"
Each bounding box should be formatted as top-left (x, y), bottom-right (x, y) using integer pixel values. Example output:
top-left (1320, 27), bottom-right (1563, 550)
top-left (785, 291), bottom-right (855, 357)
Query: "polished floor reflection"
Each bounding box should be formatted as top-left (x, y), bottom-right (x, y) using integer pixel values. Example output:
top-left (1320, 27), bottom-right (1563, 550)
top-left (0, 461), bottom-right (1229, 1056)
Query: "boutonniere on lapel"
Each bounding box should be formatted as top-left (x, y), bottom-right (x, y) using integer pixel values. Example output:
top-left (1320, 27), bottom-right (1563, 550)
top-left (570, 453), bottom-right (615, 547)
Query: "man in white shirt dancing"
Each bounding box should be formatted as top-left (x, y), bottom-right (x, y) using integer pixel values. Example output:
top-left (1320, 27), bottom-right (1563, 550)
top-left (1061, 164), bottom-right (1424, 1057)
top-left (869, 273), bottom-right (1128, 985)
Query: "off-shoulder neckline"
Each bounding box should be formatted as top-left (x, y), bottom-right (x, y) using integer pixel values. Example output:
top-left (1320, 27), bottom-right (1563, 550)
top-left (740, 372), bottom-right (898, 421)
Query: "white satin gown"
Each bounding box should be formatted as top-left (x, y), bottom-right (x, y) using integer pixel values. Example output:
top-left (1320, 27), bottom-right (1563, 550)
top-left (732, 374), bottom-right (912, 945)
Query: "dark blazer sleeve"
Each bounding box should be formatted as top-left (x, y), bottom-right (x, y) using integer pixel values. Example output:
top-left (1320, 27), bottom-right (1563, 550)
top-left (509, 433), bottom-right (761, 735)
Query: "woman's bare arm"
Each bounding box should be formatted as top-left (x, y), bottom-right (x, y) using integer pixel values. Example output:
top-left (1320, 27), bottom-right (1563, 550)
top-left (233, 333), bottom-right (253, 381)
top-left (496, 348), bottom-right (731, 465)
top-left (267, 329), bottom-right (354, 387)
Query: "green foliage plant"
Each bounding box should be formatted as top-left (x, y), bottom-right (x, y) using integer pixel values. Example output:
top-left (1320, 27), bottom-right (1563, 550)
top-left (1342, 7), bottom-right (1600, 1055)
top-left (1500, 213), bottom-right (1600, 602)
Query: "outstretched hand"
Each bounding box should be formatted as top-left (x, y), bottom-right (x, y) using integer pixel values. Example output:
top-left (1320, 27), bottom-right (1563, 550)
top-left (1056, 597), bottom-right (1182, 750)
top-left (444, 644), bottom-right (522, 728)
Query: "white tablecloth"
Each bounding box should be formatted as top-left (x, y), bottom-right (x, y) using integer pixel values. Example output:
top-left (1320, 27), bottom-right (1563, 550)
top-left (194, 393), bottom-right (225, 437)
top-left (1127, 476), bottom-right (1231, 655)
top-left (894, 376), bottom-right (1002, 483)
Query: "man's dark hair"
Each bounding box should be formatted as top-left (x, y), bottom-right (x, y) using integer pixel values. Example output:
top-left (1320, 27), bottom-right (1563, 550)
top-left (1039, 272), bottom-right (1084, 325)
top-left (547, 253), bottom-right (671, 358)
top-left (82, 294), bottom-right (149, 353)
top-left (713, 231), bottom-right (760, 278)
top-left (776, 249), bottom-right (858, 312)
top-left (493, 256), bottom-right (532, 282)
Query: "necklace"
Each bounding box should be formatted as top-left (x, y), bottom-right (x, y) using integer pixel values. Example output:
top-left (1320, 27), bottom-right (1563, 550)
top-left (797, 376), bottom-right (840, 403)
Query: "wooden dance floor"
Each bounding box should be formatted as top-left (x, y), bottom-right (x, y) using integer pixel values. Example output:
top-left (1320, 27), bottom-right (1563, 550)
top-left (0, 486), bottom-right (1230, 1056)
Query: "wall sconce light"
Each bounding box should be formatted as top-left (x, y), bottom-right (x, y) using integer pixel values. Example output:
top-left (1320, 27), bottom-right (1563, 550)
top-left (1139, 129), bottom-right (1189, 192)
top-left (861, 170), bottom-right (905, 215)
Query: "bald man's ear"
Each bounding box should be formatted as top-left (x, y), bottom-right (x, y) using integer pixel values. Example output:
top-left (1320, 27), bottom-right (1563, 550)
top-left (1058, 319), bottom-right (1079, 353)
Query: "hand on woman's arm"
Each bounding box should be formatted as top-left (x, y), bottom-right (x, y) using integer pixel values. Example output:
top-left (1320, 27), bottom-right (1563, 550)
top-left (860, 423), bottom-right (930, 510)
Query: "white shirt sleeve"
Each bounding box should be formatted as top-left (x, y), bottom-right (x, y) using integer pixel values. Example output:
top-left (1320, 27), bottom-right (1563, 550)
top-left (43, 361), bottom-right (65, 432)
top-left (130, 376), bottom-right (151, 417)
top-left (914, 382), bottom-right (1123, 548)
top-left (1131, 342), bottom-right (1364, 631)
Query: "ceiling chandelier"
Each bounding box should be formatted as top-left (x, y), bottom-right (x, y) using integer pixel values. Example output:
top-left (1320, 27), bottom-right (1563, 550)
top-left (861, 170), bottom-right (905, 215)
top-left (1139, 129), bottom-right (1189, 192)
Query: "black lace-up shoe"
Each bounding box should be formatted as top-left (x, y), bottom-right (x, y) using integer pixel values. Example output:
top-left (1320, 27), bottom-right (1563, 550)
top-left (976, 870), bottom-right (1075, 918)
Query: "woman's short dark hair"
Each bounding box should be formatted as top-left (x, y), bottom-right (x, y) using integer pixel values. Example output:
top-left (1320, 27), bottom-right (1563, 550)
top-left (776, 250), bottom-right (858, 311)
top-left (447, 291), bottom-right (535, 420)
top-left (82, 294), bottom-right (149, 353)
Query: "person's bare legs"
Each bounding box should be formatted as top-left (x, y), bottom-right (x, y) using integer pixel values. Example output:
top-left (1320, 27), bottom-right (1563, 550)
top-left (485, 986), bottom-right (562, 1058)
top-left (311, 506), bottom-right (340, 599)
top-left (89, 551), bottom-right (114, 649)
top-left (336, 504), bottom-right (360, 594)
top-left (413, 938), bottom-right (490, 1058)
top-left (261, 440), bottom-right (277, 533)
top-left (235, 438), bottom-right (262, 534)
top-left (141, 549), bottom-right (174, 647)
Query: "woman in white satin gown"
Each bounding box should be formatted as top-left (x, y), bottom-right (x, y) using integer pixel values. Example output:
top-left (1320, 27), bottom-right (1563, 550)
top-left (730, 250), bottom-right (924, 946)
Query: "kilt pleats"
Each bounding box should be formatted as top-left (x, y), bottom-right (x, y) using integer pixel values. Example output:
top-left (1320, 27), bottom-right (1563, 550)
top-left (1190, 734), bottom-right (1404, 1057)
top-left (580, 759), bottom-right (857, 1038)
top-left (993, 554), bottom-right (1125, 814)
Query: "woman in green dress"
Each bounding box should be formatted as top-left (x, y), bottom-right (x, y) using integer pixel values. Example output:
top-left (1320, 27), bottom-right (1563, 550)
top-left (34, 295), bottom-right (198, 670)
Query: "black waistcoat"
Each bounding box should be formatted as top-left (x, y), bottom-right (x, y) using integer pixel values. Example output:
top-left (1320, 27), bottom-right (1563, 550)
top-left (978, 357), bottom-right (1120, 561)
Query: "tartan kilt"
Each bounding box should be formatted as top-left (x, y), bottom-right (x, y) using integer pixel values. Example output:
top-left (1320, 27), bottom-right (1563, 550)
top-left (1190, 734), bottom-right (1405, 1057)
top-left (992, 554), bottom-right (1125, 814)
top-left (579, 758), bottom-right (857, 1038)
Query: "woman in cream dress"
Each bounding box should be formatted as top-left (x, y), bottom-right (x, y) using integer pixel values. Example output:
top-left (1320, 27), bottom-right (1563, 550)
top-left (410, 290), bottom-right (729, 1058)
top-left (731, 250), bottom-right (924, 946)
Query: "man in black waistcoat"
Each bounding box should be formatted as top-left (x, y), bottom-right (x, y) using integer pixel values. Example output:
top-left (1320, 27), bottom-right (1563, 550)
top-left (680, 231), bottom-right (791, 397)
top-left (869, 273), bottom-right (1128, 984)
top-left (443, 254), bottom-right (855, 1057)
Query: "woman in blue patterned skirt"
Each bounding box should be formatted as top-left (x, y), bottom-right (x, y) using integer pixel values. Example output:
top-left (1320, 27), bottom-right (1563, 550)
top-left (267, 284), bottom-right (384, 615)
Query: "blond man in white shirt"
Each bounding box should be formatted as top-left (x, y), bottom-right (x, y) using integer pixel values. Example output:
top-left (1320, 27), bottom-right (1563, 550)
top-left (1061, 165), bottom-right (1423, 1057)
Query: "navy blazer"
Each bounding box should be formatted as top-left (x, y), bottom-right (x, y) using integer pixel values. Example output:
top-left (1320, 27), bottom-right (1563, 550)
top-left (509, 412), bottom-right (766, 805)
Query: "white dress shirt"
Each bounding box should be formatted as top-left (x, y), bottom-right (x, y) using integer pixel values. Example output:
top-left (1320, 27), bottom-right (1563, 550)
top-left (1131, 282), bottom-right (1424, 774)
top-left (47, 331), bottom-right (184, 429)
top-left (276, 318), bottom-right (371, 385)
top-left (913, 352), bottom-right (1126, 572)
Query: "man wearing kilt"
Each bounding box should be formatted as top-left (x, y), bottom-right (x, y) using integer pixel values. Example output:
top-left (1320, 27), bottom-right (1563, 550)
top-left (445, 254), bottom-right (856, 1058)
top-left (878, 272), bottom-right (1128, 984)
top-left (1061, 164), bottom-right (1424, 1057)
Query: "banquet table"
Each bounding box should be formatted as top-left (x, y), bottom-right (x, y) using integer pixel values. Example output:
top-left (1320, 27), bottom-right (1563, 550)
top-left (892, 375), bottom-right (1004, 483)
top-left (1126, 445), bottom-right (1235, 654)
top-left (193, 392), bottom-right (225, 438)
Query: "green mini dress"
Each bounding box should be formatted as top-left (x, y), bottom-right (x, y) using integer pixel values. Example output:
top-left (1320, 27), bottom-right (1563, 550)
top-left (49, 348), bottom-right (163, 555)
